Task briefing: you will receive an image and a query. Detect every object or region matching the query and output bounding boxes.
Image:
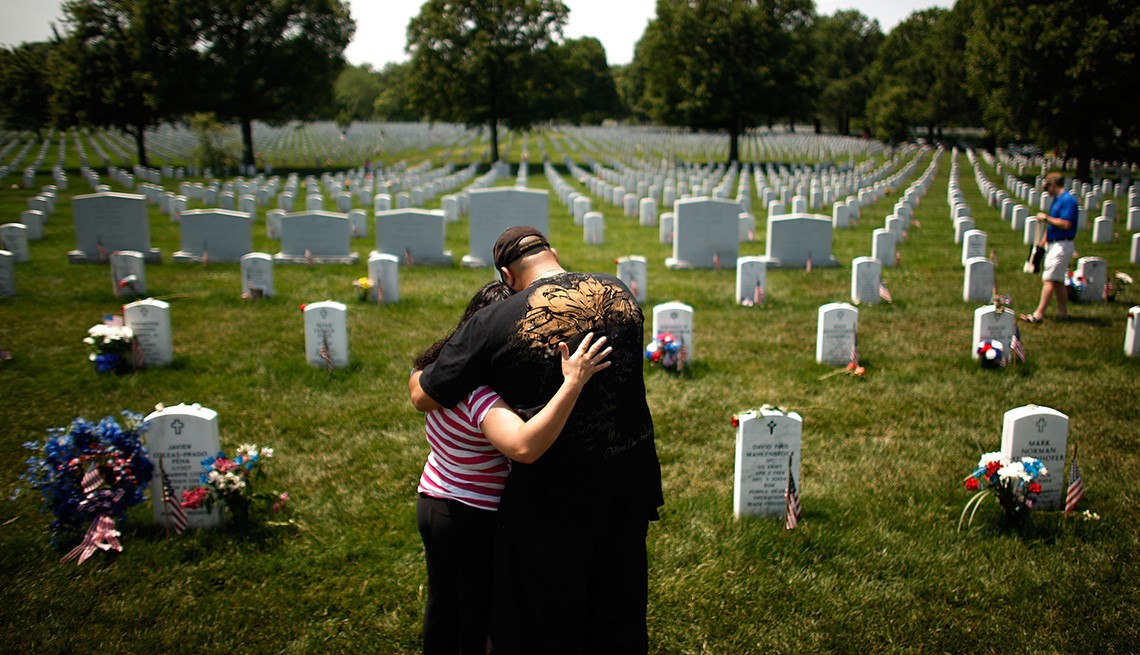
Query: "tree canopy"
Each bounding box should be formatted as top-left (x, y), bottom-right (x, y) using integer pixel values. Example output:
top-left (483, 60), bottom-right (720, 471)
top-left (406, 0), bottom-right (569, 162)
top-left (811, 10), bottom-right (882, 135)
top-left (0, 42), bottom-right (56, 138)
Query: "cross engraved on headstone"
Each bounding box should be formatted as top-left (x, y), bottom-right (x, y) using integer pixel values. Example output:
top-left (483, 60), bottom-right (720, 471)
top-left (1036, 418), bottom-right (1047, 433)
top-left (670, 311), bottom-right (678, 319)
top-left (171, 419), bottom-right (184, 435)
top-left (320, 308), bottom-right (328, 319)
top-left (140, 307), bottom-right (149, 317)
top-left (767, 420), bottom-right (778, 434)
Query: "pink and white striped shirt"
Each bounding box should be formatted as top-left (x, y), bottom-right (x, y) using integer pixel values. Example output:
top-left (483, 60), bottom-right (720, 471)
top-left (418, 385), bottom-right (510, 511)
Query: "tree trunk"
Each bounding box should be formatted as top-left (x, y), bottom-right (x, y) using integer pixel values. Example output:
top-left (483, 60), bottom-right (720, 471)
top-left (133, 125), bottom-right (149, 168)
top-left (728, 127), bottom-right (740, 165)
top-left (813, 119), bottom-right (822, 134)
top-left (489, 121), bottom-right (499, 163)
top-left (241, 118), bottom-right (255, 169)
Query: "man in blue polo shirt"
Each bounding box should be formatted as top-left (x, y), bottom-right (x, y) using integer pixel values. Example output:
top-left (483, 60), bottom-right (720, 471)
top-left (1022, 172), bottom-right (1079, 323)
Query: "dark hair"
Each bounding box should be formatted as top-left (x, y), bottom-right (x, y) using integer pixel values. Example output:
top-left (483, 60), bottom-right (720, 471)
top-left (412, 281), bottom-right (512, 370)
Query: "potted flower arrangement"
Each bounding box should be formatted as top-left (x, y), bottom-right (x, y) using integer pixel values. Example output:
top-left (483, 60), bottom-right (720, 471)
top-left (959, 452), bottom-right (1048, 531)
top-left (84, 316), bottom-right (136, 373)
top-left (180, 444), bottom-right (288, 527)
top-left (16, 411), bottom-right (153, 563)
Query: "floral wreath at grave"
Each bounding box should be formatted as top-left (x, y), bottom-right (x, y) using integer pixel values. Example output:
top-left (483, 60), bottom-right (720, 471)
top-left (180, 444), bottom-right (288, 527)
top-left (84, 315), bottom-right (136, 374)
top-left (644, 332), bottom-right (685, 372)
top-left (958, 452), bottom-right (1047, 531)
top-left (15, 411), bottom-right (153, 564)
top-left (975, 339), bottom-right (1005, 368)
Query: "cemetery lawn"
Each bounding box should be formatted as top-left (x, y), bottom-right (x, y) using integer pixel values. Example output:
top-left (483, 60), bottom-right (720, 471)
top-left (2, 145), bottom-right (1139, 654)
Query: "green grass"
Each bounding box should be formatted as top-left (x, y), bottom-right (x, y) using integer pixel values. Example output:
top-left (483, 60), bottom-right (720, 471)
top-left (1, 141), bottom-right (1138, 654)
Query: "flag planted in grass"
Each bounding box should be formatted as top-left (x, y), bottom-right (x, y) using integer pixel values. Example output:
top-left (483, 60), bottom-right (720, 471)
top-left (159, 457), bottom-right (188, 535)
top-left (784, 453), bottom-right (802, 530)
top-left (1065, 445), bottom-right (1084, 515)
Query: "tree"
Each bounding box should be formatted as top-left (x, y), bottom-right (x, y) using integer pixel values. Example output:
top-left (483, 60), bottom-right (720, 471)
top-left (373, 62), bottom-right (418, 122)
top-left (189, 0), bottom-right (355, 168)
top-left (812, 10), bottom-right (883, 135)
top-left (634, 0), bottom-right (815, 164)
top-left (335, 63), bottom-right (382, 126)
top-left (406, 0), bottom-right (569, 162)
top-left (0, 42), bottom-right (57, 138)
top-left (964, 0), bottom-right (1140, 180)
top-left (550, 37), bottom-right (620, 125)
top-left (54, 0), bottom-right (198, 166)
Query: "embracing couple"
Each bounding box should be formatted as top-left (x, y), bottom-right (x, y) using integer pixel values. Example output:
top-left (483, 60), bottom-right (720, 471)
top-left (408, 227), bottom-right (664, 655)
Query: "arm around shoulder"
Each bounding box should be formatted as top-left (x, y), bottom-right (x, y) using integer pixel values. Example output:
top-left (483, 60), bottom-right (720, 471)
top-left (409, 369), bottom-right (442, 412)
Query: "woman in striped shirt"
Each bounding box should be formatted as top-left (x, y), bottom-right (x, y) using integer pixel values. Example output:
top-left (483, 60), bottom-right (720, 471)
top-left (409, 281), bottom-right (612, 655)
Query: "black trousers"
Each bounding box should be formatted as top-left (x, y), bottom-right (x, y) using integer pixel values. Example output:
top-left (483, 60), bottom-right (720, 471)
top-left (417, 494), bottom-right (496, 655)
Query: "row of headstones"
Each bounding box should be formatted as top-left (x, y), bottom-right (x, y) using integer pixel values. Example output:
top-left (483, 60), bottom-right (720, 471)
top-left (731, 404), bottom-right (1078, 519)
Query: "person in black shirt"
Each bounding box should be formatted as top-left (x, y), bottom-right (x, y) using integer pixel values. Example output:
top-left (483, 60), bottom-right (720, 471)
top-left (410, 226), bottom-right (663, 654)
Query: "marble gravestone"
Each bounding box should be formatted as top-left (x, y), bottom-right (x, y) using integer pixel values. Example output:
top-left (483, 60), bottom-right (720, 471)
top-left (367, 252), bottom-right (400, 303)
top-left (144, 403), bottom-right (224, 530)
top-left (0, 224), bottom-right (29, 263)
top-left (659, 212), bottom-right (674, 245)
top-left (963, 257), bottom-right (995, 303)
top-left (303, 301), bottom-right (349, 368)
top-left (19, 210), bottom-right (45, 240)
top-left (764, 213), bottom-right (839, 269)
top-left (851, 256), bottom-right (881, 305)
top-left (962, 229), bottom-right (988, 267)
top-left (1074, 257), bottom-right (1107, 303)
top-left (463, 188), bottom-right (549, 267)
top-left (70, 192), bottom-right (160, 263)
top-left (733, 407), bottom-right (802, 519)
top-left (123, 298), bottom-right (173, 367)
top-left (0, 250), bottom-right (14, 296)
top-left (615, 255), bottom-right (648, 304)
top-left (816, 302), bottom-right (858, 366)
top-left (652, 301), bottom-right (694, 364)
top-left (174, 209), bottom-right (253, 263)
top-left (667, 197), bottom-right (740, 269)
top-left (110, 250), bottom-right (147, 298)
top-left (275, 211), bottom-right (358, 264)
top-left (736, 256), bottom-right (767, 306)
top-left (972, 305), bottom-right (1016, 362)
top-left (1000, 405), bottom-right (1068, 511)
top-left (240, 252), bottom-right (274, 298)
top-left (373, 209), bottom-right (452, 266)
top-left (583, 212), bottom-right (604, 245)
top-left (1125, 306), bottom-right (1140, 357)
top-left (872, 229), bottom-right (896, 268)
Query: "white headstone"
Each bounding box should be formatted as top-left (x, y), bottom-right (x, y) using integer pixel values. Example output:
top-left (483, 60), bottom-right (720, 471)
top-left (764, 213), bottom-right (838, 269)
top-left (174, 209), bottom-right (253, 263)
top-left (666, 198), bottom-right (740, 269)
top-left (872, 229), bottom-right (896, 268)
top-left (954, 218), bottom-right (975, 245)
top-left (1092, 217), bottom-right (1113, 244)
top-left (240, 252), bottom-right (274, 298)
top-left (962, 229), bottom-right (988, 267)
top-left (616, 255), bottom-right (647, 304)
top-left (266, 209), bottom-right (284, 240)
top-left (276, 211), bottom-right (357, 263)
top-left (367, 252), bottom-right (400, 303)
top-left (123, 298), bottom-right (173, 367)
top-left (464, 188), bottom-right (549, 267)
top-left (583, 211), bottom-right (604, 244)
top-left (963, 257), bottom-right (995, 302)
top-left (739, 212), bottom-right (756, 242)
top-left (1011, 205), bottom-right (1028, 232)
top-left (348, 209), bottom-right (368, 238)
top-left (19, 210), bottom-right (44, 240)
top-left (639, 198), bottom-right (657, 228)
top-left (816, 303), bottom-right (858, 366)
top-left (306, 194), bottom-right (324, 211)
top-left (303, 301), bottom-right (349, 367)
top-left (832, 203), bottom-right (849, 229)
top-left (1074, 257), bottom-right (1107, 302)
top-left (0, 224), bottom-right (29, 263)
top-left (373, 209), bottom-right (451, 266)
top-left (1132, 233), bottom-right (1140, 265)
top-left (735, 256), bottom-right (767, 306)
top-left (1125, 306), bottom-right (1140, 357)
top-left (850, 256), bottom-right (881, 305)
top-left (1000, 405), bottom-right (1068, 511)
top-left (0, 250), bottom-right (14, 296)
top-left (885, 215), bottom-right (905, 244)
top-left (110, 250), bottom-right (147, 297)
top-left (144, 403), bottom-right (224, 530)
top-left (732, 408), bottom-right (802, 519)
top-left (70, 192), bottom-right (159, 263)
top-left (573, 195), bottom-right (590, 225)
top-left (652, 301), bottom-right (694, 363)
top-left (972, 305), bottom-right (1016, 361)
top-left (659, 212), bottom-right (674, 244)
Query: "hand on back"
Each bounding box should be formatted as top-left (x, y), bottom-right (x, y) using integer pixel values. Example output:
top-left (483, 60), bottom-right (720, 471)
top-left (559, 332), bottom-right (612, 388)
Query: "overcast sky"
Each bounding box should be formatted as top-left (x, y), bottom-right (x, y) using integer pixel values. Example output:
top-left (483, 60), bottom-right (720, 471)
top-left (0, 0), bottom-right (955, 68)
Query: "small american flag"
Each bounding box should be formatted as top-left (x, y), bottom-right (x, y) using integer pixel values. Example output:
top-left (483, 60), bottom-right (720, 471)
top-left (713, 252), bottom-right (721, 270)
top-left (319, 333), bottom-right (335, 372)
top-left (805, 253), bottom-right (813, 273)
top-left (103, 314), bottom-right (124, 327)
top-left (895, 251), bottom-right (902, 267)
top-left (81, 463), bottom-right (103, 493)
top-left (201, 249), bottom-right (209, 267)
top-left (878, 283), bottom-right (893, 304)
top-left (1065, 446), bottom-right (1084, 515)
top-left (375, 280), bottom-right (385, 303)
top-left (1010, 325), bottom-right (1026, 364)
top-left (755, 281), bottom-right (765, 307)
top-left (160, 457), bottom-right (188, 534)
top-left (850, 334), bottom-right (860, 368)
top-left (404, 248), bottom-right (414, 267)
top-left (989, 249), bottom-right (998, 267)
top-left (784, 454), bottom-right (801, 530)
top-left (629, 279), bottom-right (640, 300)
top-left (305, 248), bottom-right (313, 266)
top-left (96, 239), bottom-right (107, 262)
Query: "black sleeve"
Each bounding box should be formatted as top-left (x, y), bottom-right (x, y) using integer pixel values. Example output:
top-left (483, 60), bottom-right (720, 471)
top-left (419, 311), bottom-right (494, 409)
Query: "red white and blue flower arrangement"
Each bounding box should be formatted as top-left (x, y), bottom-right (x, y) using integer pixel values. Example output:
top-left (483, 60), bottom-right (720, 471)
top-left (180, 444), bottom-right (288, 527)
top-left (84, 315), bottom-right (136, 373)
top-left (16, 411), bottom-right (153, 563)
top-left (975, 339), bottom-right (1004, 368)
top-left (958, 452), bottom-right (1048, 531)
top-left (644, 332), bottom-right (685, 372)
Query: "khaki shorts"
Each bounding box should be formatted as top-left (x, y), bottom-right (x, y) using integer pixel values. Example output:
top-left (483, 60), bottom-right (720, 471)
top-left (1042, 240), bottom-right (1074, 282)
